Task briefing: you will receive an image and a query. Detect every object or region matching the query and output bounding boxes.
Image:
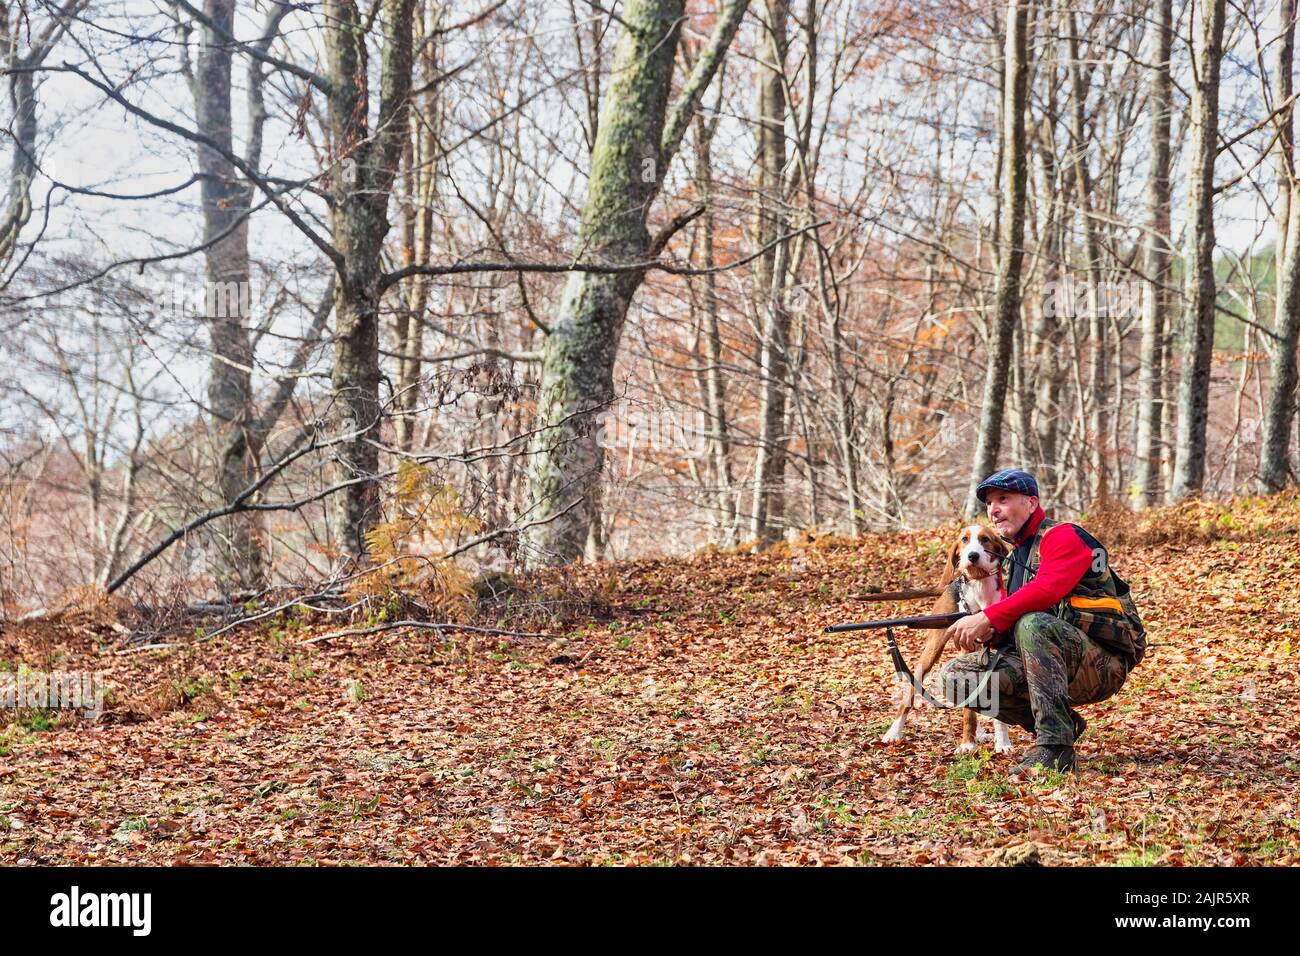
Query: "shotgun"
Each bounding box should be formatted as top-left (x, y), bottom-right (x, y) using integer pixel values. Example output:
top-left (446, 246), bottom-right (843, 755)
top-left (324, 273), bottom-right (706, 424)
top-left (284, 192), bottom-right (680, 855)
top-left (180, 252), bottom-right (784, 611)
top-left (823, 612), bottom-right (966, 634)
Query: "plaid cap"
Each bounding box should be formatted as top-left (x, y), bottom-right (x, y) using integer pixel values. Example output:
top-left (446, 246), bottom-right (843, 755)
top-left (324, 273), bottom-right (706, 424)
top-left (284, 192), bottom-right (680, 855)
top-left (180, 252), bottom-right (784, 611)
top-left (976, 469), bottom-right (1040, 503)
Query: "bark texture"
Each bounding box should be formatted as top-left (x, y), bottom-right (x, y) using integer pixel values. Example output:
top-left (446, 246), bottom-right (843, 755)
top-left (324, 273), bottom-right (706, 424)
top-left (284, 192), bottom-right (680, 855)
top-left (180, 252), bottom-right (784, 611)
top-left (1134, 0), bottom-right (1172, 509)
top-left (1170, 0), bottom-right (1225, 502)
top-left (1261, 0), bottom-right (1300, 492)
top-left (966, 0), bottom-right (1034, 515)
top-left (325, 0), bottom-right (417, 560)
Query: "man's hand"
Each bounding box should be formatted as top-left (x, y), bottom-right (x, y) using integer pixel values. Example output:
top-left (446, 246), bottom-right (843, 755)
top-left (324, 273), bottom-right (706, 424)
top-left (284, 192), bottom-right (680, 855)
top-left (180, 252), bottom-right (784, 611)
top-left (946, 611), bottom-right (993, 652)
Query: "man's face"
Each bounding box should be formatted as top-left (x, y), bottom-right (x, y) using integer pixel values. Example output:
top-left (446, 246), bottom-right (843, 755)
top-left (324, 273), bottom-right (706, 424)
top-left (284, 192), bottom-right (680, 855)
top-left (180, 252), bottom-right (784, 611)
top-left (985, 490), bottom-right (1037, 540)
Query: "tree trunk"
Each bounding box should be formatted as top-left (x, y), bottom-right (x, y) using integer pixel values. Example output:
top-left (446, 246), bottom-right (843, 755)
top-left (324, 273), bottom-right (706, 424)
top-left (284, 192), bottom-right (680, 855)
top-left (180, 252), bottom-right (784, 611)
top-left (1261, 203), bottom-right (1300, 492)
top-left (1277, 0), bottom-right (1295, 293)
top-left (1031, 113), bottom-right (1064, 491)
top-left (0, 57), bottom-right (37, 271)
top-left (193, 0), bottom-right (263, 589)
top-left (750, 0), bottom-right (792, 546)
top-left (966, 0), bottom-right (1033, 515)
top-left (325, 0), bottom-right (417, 560)
top-left (395, 2), bottom-right (442, 453)
top-left (1170, 0), bottom-right (1226, 502)
top-left (1066, 12), bottom-right (1107, 500)
top-left (1261, 0), bottom-right (1300, 492)
top-left (1134, 0), bottom-right (1172, 509)
top-left (691, 109), bottom-right (737, 544)
top-left (0, 1), bottom-right (86, 269)
top-left (526, 0), bottom-right (748, 565)
top-left (527, 0), bottom-right (685, 566)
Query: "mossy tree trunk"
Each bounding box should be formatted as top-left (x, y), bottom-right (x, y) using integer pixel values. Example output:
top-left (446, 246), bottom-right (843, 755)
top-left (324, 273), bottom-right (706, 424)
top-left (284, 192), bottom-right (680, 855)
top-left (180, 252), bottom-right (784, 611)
top-left (1261, 0), bottom-right (1300, 492)
top-left (527, 0), bottom-right (749, 566)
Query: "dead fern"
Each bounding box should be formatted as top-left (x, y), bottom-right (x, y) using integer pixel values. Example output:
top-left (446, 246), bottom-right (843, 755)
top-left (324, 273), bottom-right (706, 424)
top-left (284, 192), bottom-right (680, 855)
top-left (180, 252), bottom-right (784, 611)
top-left (347, 461), bottom-right (479, 622)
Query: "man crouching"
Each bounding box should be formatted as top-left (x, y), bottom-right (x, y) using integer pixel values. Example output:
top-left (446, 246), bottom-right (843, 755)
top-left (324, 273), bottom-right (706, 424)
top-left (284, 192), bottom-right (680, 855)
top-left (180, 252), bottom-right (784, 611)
top-left (938, 469), bottom-right (1147, 777)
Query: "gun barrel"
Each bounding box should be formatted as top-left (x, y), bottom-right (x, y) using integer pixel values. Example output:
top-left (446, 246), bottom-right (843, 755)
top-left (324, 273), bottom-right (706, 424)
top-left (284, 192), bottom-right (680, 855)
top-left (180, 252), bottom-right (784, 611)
top-left (823, 612), bottom-right (965, 634)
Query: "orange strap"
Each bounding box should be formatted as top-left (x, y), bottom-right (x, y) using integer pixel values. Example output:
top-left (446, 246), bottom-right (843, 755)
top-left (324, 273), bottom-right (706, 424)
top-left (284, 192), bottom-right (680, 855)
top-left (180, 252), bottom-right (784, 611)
top-left (1068, 595), bottom-right (1124, 614)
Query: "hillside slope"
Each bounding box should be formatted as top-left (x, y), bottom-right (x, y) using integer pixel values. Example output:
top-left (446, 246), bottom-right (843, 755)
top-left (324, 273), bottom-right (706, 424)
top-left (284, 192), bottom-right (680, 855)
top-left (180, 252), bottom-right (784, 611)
top-left (2, 494), bottom-right (1298, 865)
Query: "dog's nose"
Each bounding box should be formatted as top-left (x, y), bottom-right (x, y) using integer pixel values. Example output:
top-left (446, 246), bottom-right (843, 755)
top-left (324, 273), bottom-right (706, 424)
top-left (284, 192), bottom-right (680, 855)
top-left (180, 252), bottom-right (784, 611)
top-left (967, 552), bottom-right (980, 563)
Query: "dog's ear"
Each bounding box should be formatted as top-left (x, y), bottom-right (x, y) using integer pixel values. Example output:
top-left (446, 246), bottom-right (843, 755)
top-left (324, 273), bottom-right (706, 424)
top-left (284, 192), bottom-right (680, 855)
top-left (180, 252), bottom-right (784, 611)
top-left (936, 537), bottom-right (959, 588)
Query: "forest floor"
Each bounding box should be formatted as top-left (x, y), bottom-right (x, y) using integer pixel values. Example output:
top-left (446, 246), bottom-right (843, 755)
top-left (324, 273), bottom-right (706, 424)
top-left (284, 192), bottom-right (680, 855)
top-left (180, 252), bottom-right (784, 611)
top-left (2, 494), bottom-right (1299, 866)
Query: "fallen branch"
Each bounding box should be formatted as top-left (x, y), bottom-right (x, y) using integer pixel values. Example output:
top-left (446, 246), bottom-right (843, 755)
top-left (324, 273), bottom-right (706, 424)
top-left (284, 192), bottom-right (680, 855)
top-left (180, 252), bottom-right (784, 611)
top-left (198, 594), bottom-right (365, 642)
top-left (115, 642), bottom-right (178, 655)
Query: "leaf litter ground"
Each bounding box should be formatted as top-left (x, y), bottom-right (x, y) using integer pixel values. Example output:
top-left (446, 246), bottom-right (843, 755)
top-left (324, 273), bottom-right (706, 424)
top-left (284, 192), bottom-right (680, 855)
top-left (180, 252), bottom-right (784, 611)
top-left (2, 495), bottom-right (1298, 865)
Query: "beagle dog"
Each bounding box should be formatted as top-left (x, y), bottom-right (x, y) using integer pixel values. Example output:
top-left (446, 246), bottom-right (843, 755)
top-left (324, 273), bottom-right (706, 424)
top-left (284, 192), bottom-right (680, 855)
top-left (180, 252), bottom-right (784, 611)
top-left (880, 525), bottom-right (1014, 754)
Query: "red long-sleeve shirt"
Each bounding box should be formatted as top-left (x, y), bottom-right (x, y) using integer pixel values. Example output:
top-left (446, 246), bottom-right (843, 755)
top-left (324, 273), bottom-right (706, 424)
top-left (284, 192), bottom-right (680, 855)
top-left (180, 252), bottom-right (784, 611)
top-left (983, 506), bottom-right (1094, 632)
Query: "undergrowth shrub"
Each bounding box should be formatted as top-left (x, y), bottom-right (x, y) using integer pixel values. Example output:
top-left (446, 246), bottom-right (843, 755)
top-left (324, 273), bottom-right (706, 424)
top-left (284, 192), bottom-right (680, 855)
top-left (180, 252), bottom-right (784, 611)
top-left (1084, 492), bottom-right (1300, 548)
top-left (346, 461), bottom-right (478, 623)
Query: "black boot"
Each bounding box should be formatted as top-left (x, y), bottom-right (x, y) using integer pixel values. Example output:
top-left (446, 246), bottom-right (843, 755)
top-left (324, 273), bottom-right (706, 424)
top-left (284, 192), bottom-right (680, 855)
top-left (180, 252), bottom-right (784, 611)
top-left (1010, 744), bottom-right (1076, 777)
top-left (1021, 709), bottom-right (1087, 743)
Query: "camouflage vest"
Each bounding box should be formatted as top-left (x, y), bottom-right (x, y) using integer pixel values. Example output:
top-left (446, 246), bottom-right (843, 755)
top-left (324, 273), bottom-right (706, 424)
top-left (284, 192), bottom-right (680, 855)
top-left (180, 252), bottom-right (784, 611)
top-left (1003, 517), bottom-right (1147, 669)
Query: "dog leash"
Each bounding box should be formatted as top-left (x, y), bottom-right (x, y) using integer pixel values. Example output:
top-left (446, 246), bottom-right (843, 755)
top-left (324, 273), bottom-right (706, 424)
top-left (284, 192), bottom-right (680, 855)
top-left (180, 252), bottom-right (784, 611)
top-left (884, 627), bottom-right (950, 708)
top-left (957, 566), bottom-right (1008, 708)
top-left (886, 625), bottom-right (1005, 710)
top-left (953, 645), bottom-right (1004, 709)
top-left (941, 566), bottom-right (1005, 709)
top-left (885, 627), bottom-right (1003, 710)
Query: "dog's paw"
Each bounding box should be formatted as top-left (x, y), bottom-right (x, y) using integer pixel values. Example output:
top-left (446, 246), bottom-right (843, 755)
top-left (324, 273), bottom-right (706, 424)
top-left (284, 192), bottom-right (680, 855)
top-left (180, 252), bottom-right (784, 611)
top-left (881, 716), bottom-right (905, 743)
top-left (993, 722), bottom-right (1014, 754)
top-left (954, 741), bottom-right (978, 755)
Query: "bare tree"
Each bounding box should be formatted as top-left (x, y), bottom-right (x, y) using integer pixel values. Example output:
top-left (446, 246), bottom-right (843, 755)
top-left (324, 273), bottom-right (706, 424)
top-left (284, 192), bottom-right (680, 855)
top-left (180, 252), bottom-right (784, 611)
top-left (323, 0), bottom-right (418, 559)
top-left (1261, 0), bottom-right (1300, 491)
top-left (394, 1), bottom-right (444, 454)
top-left (183, 0), bottom-right (280, 588)
top-left (1134, 0), bottom-right (1173, 509)
top-left (0, 0), bottom-right (88, 273)
top-left (966, 0), bottom-right (1035, 514)
top-left (749, 0), bottom-right (791, 545)
top-left (688, 89), bottom-right (737, 543)
top-left (1170, 0), bottom-right (1226, 502)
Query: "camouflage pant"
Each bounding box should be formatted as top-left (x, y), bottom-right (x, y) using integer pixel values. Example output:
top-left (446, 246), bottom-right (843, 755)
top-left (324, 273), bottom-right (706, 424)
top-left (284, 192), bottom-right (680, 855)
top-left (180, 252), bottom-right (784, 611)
top-left (937, 611), bottom-right (1130, 745)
